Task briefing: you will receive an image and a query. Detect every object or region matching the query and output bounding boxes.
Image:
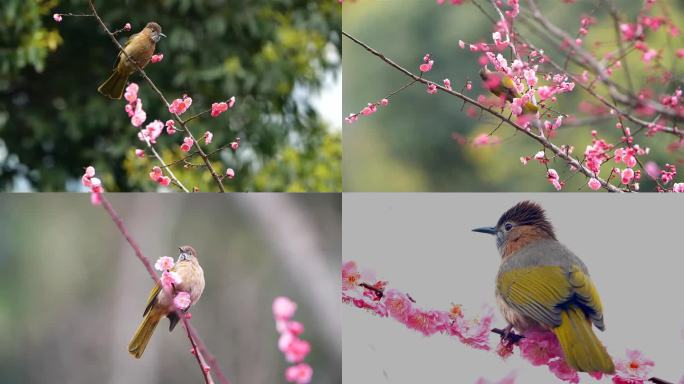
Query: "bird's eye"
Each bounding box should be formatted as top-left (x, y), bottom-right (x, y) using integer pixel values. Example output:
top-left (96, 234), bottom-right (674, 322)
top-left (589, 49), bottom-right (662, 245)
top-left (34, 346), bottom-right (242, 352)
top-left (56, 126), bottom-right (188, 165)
top-left (504, 223), bottom-right (513, 231)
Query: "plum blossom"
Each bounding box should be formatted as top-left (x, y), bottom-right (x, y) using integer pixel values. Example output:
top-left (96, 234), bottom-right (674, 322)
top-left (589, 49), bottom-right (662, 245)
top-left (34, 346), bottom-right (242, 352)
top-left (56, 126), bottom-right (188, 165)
top-left (149, 166), bottom-right (171, 186)
top-left (169, 95), bottom-right (192, 115)
top-left (161, 270), bottom-right (182, 292)
top-left (588, 178), bottom-right (601, 190)
top-left (173, 291), bottom-right (191, 310)
top-left (53, 13), bottom-right (62, 22)
top-left (123, 22), bottom-right (131, 31)
top-left (150, 53), bottom-right (164, 63)
top-left (81, 166), bottom-right (104, 203)
top-left (180, 136), bottom-right (194, 152)
top-left (547, 169), bottom-right (563, 191)
top-left (285, 364), bottom-right (313, 384)
top-left (165, 119), bottom-right (176, 135)
top-left (342, 261), bottom-right (361, 291)
top-left (226, 168), bottom-right (235, 179)
top-left (203, 131), bottom-right (213, 145)
top-left (211, 101), bottom-right (229, 117)
top-left (613, 349), bottom-right (655, 383)
top-left (273, 297), bottom-right (313, 383)
top-left (154, 256), bottom-right (175, 271)
top-left (518, 330), bottom-right (563, 366)
top-left (273, 296), bottom-right (297, 320)
top-left (135, 148), bottom-right (145, 158)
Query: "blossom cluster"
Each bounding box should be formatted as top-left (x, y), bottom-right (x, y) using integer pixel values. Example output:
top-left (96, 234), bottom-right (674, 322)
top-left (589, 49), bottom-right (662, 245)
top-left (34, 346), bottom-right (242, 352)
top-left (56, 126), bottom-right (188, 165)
top-left (81, 165), bottom-right (103, 205)
top-left (154, 255), bottom-right (192, 310)
top-left (273, 297), bottom-right (313, 384)
top-left (342, 260), bottom-right (493, 350)
top-left (343, 261), bottom-right (667, 383)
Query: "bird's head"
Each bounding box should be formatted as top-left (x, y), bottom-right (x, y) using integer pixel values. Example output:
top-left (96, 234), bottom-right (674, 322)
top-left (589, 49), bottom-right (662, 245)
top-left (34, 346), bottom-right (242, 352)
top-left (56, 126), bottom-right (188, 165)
top-left (178, 245), bottom-right (197, 262)
top-left (145, 22), bottom-right (166, 43)
top-left (473, 201), bottom-right (556, 257)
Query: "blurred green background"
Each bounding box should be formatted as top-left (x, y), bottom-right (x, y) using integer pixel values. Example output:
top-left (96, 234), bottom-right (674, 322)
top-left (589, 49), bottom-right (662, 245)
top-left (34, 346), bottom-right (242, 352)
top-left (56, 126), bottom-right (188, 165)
top-left (0, 193), bottom-right (341, 383)
top-left (0, 0), bottom-right (341, 192)
top-left (343, 0), bottom-right (684, 191)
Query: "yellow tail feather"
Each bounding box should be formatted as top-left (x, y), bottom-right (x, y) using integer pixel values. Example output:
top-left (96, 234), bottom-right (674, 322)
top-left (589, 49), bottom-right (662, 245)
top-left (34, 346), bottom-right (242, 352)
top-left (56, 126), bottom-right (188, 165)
top-left (128, 309), bottom-right (161, 359)
top-left (98, 71), bottom-right (129, 100)
top-left (553, 305), bottom-right (615, 374)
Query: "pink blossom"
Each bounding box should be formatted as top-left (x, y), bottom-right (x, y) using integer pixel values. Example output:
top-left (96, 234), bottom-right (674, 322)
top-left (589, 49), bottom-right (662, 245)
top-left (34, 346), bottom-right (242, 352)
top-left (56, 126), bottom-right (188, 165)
top-left (124, 83), bottom-right (139, 103)
top-left (426, 83), bottom-right (438, 94)
top-left (90, 177), bottom-right (103, 193)
top-left (173, 291), bottom-right (192, 310)
top-left (230, 139), bottom-right (240, 151)
top-left (90, 192), bottom-right (102, 206)
top-left (204, 131), bottom-right (213, 145)
top-left (642, 49), bottom-right (657, 62)
top-left (588, 178), bottom-right (601, 190)
top-left (135, 148), bottom-right (145, 158)
top-left (380, 98), bottom-right (389, 106)
top-left (443, 78), bottom-right (452, 90)
top-left (149, 166), bottom-right (162, 182)
top-left (518, 330), bottom-right (563, 366)
top-left (285, 363), bottom-right (313, 384)
top-left (547, 169), bottom-right (563, 191)
top-left (227, 96), bottom-right (236, 108)
top-left (273, 296), bottom-right (297, 320)
top-left (180, 136), bottom-right (194, 152)
top-left (165, 119), bottom-right (176, 135)
top-left (613, 349), bottom-right (655, 383)
top-left (282, 336), bottom-right (311, 363)
top-left (154, 256), bottom-right (175, 271)
top-left (458, 40), bottom-right (465, 49)
top-left (53, 13), bottom-right (62, 22)
top-left (548, 359), bottom-right (580, 383)
top-left (84, 166), bottom-right (95, 178)
top-left (124, 22), bottom-right (131, 31)
top-left (523, 69), bottom-right (537, 87)
top-left (211, 101), bottom-right (229, 117)
top-left (383, 289), bottom-right (413, 323)
top-left (130, 99), bottom-right (147, 127)
top-left (150, 53), bottom-right (163, 63)
top-left (450, 305), bottom-right (494, 350)
top-left (673, 183), bottom-right (684, 192)
top-left (405, 309), bottom-right (446, 336)
top-left (226, 168), bottom-right (235, 179)
top-left (161, 270), bottom-right (182, 291)
top-left (510, 98), bottom-right (524, 115)
top-left (419, 55), bottom-right (434, 72)
top-left (169, 95), bottom-right (193, 115)
top-left (621, 168), bottom-right (635, 184)
top-left (140, 120), bottom-right (164, 144)
top-left (342, 261), bottom-right (361, 291)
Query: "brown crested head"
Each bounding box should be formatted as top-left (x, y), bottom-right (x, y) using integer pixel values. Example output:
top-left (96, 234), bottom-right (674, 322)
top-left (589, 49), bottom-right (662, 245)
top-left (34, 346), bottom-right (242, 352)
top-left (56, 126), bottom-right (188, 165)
top-left (144, 22), bottom-right (165, 42)
top-left (497, 201), bottom-right (556, 239)
top-left (178, 245), bottom-right (198, 260)
top-left (145, 22), bottom-right (162, 34)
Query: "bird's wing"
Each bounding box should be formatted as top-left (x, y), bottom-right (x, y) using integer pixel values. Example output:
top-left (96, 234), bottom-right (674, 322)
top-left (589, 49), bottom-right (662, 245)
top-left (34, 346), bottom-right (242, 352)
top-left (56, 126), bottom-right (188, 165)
top-left (112, 33), bottom-right (137, 69)
top-left (568, 265), bottom-right (605, 330)
top-left (142, 282), bottom-right (161, 317)
top-left (498, 264), bottom-right (602, 328)
top-left (498, 265), bottom-right (570, 327)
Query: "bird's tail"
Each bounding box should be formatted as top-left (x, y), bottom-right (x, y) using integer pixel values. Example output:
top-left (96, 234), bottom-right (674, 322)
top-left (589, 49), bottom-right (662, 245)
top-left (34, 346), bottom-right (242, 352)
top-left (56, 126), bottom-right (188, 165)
top-left (552, 305), bottom-right (615, 374)
top-left (98, 70), bottom-right (129, 99)
top-left (128, 308), bottom-right (161, 359)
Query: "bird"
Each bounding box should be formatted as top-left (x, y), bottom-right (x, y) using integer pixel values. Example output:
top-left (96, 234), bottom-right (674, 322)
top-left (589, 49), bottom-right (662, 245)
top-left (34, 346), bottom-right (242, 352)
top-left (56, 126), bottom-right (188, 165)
top-left (98, 21), bottom-right (166, 99)
top-left (473, 201), bottom-right (615, 374)
top-left (128, 245), bottom-right (205, 359)
top-left (479, 66), bottom-right (538, 115)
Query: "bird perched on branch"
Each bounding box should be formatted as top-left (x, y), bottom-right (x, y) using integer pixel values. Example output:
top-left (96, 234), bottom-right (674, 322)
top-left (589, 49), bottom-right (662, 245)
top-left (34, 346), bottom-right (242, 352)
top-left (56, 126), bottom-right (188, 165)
top-left (479, 66), bottom-right (538, 115)
top-left (473, 201), bottom-right (615, 374)
top-left (98, 21), bottom-right (165, 99)
top-left (128, 245), bottom-right (205, 358)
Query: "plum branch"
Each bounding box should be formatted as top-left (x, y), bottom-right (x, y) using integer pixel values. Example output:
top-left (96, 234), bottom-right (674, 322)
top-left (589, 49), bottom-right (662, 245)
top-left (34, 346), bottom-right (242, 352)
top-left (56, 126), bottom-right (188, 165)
top-left (99, 195), bottom-right (230, 384)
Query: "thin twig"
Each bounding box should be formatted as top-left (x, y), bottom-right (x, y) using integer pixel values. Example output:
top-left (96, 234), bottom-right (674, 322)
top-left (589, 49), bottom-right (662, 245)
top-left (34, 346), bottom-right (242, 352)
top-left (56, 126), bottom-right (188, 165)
top-left (342, 31), bottom-right (622, 192)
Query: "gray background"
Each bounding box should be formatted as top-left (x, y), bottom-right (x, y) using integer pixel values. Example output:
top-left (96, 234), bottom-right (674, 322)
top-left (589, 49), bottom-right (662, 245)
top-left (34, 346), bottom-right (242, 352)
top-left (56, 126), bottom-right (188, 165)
top-left (343, 194), bottom-right (684, 383)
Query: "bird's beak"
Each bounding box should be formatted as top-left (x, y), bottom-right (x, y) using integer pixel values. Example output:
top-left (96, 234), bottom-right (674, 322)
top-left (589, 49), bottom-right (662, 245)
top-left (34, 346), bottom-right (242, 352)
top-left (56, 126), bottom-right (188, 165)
top-left (178, 247), bottom-right (183, 252)
top-left (159, 32), bottom-right (167, 38)
top-left (472, 226), bottom-right (497, 235)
